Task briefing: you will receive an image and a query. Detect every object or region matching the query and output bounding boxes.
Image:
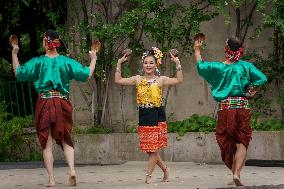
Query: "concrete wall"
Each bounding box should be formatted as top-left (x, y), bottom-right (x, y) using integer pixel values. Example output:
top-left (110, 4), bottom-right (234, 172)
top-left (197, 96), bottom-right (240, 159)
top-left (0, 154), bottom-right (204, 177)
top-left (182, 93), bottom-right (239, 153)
top-left (52, 131), bottom-right (284, 164)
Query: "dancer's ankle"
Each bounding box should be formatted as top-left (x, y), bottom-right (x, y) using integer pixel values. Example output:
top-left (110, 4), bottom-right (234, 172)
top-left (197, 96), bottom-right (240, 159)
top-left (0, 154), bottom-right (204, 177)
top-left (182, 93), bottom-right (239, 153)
top-left (49, 175), bottom-right (55, 180)
top-left (145, 173), bottom-right (152, 184)
top-left (233, 171), bottom-right (240, 178)
top-left (162, 166), bottom-right (170, 182)
top-left (163, 165), bottom-right (169, 172)
top-left (68, 169), bottom-right (76, 176)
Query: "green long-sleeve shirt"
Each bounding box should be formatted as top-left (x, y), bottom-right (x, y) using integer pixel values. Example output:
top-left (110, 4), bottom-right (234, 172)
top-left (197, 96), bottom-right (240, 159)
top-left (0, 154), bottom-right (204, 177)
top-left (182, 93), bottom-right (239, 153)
top-left (197, 59), bottom-right (267, 102)
top-left (16, 55), bottom-right (90, 94)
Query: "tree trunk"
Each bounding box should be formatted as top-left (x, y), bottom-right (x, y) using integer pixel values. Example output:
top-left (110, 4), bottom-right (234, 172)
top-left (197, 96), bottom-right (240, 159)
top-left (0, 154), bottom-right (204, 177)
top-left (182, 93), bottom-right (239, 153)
top-left (100, 71), bottom-right (111, 126)
top-left (235, 7), bottom-right (241, 39)
top-left (95, 78), bottom-right (103, 124)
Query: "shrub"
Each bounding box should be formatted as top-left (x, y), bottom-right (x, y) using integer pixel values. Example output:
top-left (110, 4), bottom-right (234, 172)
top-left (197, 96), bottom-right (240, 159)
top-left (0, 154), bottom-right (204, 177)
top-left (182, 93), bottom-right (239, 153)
top-left (167, 114), bottom-right (216, 136)
top-left (251, 115), bottom-right (284, 131)
top-left (0, 101), bottom-right (42, 162)
top-left (0, 115), bottom-right (41, 161)
top-left (168, 114), bottom-right (284, 136)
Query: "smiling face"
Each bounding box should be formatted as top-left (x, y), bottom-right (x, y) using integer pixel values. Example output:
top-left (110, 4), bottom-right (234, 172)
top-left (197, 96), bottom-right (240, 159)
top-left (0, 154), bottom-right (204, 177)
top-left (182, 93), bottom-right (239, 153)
top-left (143, 55), bottom-right (157, 75)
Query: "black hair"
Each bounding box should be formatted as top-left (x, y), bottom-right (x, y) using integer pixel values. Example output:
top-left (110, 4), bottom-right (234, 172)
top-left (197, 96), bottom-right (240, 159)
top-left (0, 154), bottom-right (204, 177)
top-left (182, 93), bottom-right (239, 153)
top-left (147, 49), bottom-right (155, 56)
top-left (143, 49), bottom-right (157, 63)
top-left (227, 37), bottom-right (242, 52)
top-left (44, 30), bottom-right (68, 53)
top-left (44, 30), bottom-right (60, 40)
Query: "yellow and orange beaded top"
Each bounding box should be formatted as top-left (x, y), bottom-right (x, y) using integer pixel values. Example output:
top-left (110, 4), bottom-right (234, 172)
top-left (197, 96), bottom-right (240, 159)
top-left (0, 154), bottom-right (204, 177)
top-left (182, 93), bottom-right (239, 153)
top-left (136, 78), bottom-right (163, 107)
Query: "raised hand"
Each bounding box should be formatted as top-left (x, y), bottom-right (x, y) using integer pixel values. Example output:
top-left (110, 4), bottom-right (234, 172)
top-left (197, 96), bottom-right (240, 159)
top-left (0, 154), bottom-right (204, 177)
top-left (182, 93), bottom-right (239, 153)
top-left (169, 53), bottom-right (180, 64)
top-left (12, 44), bottom-right (19, 54)
top-left (194, 39), bottom-right (203, 51)
top-left (11, 44), bottom-right (20, 77)
top-left (122, 49), bottom-right (132, 58)
top-left (118, 54), bottom-right (128, 64)
top-left (89, 50), bottom-right (97, 61)
top-left (194, 37), bottom-right (204, 61)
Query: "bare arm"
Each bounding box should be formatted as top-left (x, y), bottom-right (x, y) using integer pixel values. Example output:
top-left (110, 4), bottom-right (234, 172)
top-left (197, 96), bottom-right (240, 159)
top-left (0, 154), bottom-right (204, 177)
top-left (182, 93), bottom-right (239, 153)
top-left (161, 54), bottom-right (183, 86)
top-left (11, 44), bottom-right (20, 77)
top-left (88, 50), bottom-right (97, 78)
top-left (194, 39), bottom-right (203, 62)
top-left (114, 55), bottom-right (137, 85)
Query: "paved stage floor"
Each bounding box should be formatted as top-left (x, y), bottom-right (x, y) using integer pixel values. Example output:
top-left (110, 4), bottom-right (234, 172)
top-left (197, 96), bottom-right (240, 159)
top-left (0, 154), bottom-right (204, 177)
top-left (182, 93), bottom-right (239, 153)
top-left (0, 161), bottom-right (283, 189)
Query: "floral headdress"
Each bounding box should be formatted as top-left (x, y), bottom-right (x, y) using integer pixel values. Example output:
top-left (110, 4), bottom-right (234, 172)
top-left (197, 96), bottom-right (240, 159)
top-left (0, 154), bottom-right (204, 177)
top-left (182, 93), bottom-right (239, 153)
top-left (44, 31), bottom-right (61, 50)
top-left (141, 47), bottom-right (163, 66)
top-left (224, 38), bottom-right (244, 62)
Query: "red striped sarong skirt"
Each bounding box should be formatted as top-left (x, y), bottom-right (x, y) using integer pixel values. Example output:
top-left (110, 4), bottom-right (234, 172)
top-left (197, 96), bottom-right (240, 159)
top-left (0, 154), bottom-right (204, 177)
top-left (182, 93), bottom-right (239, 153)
top-left (216, 97), bottom-right (252, 169)
top-left (34, 91), bottom-right (73, 149)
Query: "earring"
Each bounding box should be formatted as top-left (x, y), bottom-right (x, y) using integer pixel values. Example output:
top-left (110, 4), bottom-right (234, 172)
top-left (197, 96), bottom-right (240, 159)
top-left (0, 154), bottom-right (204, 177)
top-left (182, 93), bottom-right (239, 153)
top-left (155, 67), bottom-right (160, 76)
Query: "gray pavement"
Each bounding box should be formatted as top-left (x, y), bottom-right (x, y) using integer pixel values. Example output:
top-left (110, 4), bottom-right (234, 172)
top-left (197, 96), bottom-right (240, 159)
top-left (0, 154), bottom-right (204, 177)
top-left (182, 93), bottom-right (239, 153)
top-left (0, 161), bottom-right (283, 189)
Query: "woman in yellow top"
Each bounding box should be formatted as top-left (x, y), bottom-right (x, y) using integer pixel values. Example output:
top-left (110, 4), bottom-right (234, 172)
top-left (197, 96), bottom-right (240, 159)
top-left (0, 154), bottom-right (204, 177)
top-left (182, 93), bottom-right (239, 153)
top-left (115, 47), bottom-right (183, 184)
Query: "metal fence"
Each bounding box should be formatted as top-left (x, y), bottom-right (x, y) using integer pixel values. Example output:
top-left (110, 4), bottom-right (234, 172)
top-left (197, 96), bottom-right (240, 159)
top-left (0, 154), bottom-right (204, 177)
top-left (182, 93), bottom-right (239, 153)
top-left (0, 81), bottom-right (36, 117)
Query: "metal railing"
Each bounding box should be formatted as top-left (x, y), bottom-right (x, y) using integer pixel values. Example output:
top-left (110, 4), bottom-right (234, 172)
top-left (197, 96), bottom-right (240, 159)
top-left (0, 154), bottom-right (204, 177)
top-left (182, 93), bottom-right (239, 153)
top-left (0, 81), bottom-right (36, 118)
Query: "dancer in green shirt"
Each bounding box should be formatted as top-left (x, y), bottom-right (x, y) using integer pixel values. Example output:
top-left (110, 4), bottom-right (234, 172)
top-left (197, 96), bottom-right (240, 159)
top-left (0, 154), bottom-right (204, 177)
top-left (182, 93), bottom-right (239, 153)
top-left (194, 36), bottom-right (267, 186)
top-left (11, 30), bottom-right (97, 187)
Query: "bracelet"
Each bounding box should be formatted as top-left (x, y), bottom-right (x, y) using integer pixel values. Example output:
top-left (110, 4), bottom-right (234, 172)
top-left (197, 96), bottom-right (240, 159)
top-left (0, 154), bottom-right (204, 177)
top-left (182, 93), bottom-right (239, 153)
top-left (176, 65), bottom-right (182, 71)
top-left (115, 67), bottom-right (121, 73)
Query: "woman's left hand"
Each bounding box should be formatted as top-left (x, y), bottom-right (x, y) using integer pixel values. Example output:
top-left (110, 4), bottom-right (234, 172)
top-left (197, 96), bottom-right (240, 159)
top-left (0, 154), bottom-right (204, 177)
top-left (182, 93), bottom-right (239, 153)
top-left (169, 53), bottom-right (180, 64)
top-left (89, 50), bottom-right (97, 61)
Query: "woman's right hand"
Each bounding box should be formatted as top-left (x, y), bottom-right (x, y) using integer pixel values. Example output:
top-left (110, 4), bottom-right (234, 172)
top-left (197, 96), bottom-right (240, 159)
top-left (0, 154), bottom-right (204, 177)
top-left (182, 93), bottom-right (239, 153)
top-left (118, 55), bottom-right (128, 64)
top-left (12, 44), bottom-right (19, 54)
top-left (89, 50), bottom-right (97, 61)
top-left (169, 53), bottom-right (180, 64)
top-left (194, 39), bottom-right (203, 51)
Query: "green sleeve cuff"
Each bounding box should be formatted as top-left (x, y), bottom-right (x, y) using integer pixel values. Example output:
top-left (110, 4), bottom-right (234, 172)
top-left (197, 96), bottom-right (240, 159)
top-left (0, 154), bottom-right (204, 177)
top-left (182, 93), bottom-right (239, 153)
top-left (197, 59), bottom-right (203, 64)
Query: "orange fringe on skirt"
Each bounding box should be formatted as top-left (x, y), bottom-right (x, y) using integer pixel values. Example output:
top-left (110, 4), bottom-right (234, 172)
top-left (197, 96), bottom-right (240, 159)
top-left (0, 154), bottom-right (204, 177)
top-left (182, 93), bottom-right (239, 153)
top-left (137, 122), bottom-right (167, 152)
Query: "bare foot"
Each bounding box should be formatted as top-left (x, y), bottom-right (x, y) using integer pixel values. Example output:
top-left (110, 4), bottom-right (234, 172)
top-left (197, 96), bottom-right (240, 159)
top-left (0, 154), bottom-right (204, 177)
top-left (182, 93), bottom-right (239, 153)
top-left (68, 175), bottom-right (76, 186)
top-left (233, 175), bottom-right (244, 186)
top-left (162, 167), bottom-right (170, 182)
top-left (145, 174), bottom-right (152, 184)
top-left (68, 170), bottom-right (76, 186)
top-left (47, 178), bottom-right (56, 187)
